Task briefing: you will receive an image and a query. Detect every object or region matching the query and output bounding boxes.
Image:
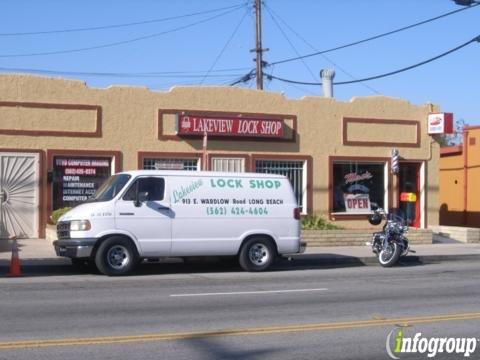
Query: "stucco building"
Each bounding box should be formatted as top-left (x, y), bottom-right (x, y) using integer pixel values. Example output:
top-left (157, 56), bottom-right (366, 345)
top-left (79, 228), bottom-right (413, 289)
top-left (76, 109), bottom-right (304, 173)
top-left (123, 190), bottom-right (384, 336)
top-left (0, 74), bottom-right (440, 239)
top-left (440, 126), bottom-right (480, 227)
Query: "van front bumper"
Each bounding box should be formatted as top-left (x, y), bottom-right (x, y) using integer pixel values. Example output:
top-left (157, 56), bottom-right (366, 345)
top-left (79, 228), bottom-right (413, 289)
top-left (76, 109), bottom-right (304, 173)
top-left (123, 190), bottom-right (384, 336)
top-left (53, 239), bottom-right (97, 259)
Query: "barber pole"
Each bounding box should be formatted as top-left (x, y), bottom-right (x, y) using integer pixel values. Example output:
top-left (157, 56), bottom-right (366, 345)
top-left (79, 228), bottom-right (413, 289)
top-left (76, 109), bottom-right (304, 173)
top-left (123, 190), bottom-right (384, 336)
top-left (391, 148), bottom-right (399, 175)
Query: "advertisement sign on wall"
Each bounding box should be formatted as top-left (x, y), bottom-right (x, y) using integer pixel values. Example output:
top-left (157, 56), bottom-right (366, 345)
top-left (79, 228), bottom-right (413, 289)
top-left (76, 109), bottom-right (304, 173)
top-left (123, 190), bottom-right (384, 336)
top-left (428, 113), bottom-right (453, 135)
top-left (53, 156), bottom-right (112, 210)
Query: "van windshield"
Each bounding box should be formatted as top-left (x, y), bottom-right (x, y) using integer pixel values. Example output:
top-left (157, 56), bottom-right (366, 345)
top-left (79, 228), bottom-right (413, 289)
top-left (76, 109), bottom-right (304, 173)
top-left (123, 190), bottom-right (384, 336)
top-left (87, 174), bottom-right (131, 202)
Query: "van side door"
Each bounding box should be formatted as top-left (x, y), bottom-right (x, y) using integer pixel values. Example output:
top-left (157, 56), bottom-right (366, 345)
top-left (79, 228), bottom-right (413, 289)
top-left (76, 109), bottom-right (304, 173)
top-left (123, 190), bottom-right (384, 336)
top-left (114, 176), bottom-right (172, 256)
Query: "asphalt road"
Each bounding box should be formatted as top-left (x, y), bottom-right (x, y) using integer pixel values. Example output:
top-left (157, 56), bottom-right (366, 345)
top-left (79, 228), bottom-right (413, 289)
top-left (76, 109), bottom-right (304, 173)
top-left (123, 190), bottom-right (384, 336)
top-left (0, 259), bottom-right (479, 360)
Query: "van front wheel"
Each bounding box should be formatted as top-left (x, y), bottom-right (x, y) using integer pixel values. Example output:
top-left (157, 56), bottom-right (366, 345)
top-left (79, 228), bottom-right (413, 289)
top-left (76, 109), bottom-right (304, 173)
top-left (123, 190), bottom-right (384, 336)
top-left (95, 237), bottom-right (137, 276)
top-left (239, 237), bottom-right (275, 272)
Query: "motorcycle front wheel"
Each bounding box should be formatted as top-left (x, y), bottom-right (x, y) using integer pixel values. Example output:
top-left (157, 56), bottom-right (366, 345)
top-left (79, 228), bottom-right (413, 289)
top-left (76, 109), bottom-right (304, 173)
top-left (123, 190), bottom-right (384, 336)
top-left (378, 242), bottom-right (401, 267)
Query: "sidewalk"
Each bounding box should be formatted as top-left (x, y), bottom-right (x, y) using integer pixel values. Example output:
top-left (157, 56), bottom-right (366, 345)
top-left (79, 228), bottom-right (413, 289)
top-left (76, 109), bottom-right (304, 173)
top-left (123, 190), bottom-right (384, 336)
top-left (1, 238), bottom-right (480, 267)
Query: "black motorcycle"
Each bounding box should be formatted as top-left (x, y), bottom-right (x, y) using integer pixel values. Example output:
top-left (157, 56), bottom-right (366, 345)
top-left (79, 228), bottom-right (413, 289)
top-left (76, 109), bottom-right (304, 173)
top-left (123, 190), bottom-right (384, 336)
top-left (366, 208), bottom-right (412, 267)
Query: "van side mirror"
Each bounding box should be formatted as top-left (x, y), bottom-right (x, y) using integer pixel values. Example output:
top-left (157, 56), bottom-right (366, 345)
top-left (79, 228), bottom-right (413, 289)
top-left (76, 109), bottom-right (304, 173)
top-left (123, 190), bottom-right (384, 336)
top-left (134, 191), bottom-right (149, 207)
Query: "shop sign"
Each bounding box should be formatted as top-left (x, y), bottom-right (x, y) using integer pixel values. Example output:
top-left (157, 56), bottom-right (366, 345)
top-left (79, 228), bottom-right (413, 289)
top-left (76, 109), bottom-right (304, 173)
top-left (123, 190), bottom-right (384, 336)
top-left (428, 113), bottom-right (453, 135)
top-left (53, 156), bottom-right (112, 210)
top-left (177, 115), bottom-right (284, 138)
top-left (344, 171), bottom-right (373, 184)
top-left (344, 193), bottom-right (371, 213)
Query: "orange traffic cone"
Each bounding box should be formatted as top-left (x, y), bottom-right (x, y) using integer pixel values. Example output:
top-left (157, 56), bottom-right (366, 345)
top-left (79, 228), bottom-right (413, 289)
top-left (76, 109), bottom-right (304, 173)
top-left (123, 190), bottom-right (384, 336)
top-left (8, 236), bottom-right (22, 277)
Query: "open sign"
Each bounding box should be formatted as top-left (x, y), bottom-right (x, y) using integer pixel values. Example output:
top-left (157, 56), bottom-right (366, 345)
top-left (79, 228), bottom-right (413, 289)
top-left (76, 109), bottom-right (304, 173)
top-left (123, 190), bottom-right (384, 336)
top-left (344, 194), bottom-right (371, 213)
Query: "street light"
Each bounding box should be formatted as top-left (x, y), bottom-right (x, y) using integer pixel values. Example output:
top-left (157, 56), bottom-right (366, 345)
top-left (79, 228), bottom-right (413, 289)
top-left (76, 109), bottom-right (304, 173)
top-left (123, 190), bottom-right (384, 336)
top-left (452, 0), bottom-right (479, 5)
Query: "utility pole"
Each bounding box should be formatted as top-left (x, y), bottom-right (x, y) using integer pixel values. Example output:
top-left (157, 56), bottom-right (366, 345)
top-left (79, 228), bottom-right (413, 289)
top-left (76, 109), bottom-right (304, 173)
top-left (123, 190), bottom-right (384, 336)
top-left (253, 0), bottom-right (264, 90)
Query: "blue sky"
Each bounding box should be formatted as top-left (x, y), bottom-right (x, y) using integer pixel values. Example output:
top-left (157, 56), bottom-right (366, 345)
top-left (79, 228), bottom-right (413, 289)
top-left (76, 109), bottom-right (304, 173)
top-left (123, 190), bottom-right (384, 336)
top-left (0, 0), bottom-right (478, 125)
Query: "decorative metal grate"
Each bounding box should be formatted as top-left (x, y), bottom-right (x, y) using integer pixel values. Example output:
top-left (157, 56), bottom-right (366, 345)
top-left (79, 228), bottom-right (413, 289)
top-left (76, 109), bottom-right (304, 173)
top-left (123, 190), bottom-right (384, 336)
top-left (255, 160), bottom-right (305, 212)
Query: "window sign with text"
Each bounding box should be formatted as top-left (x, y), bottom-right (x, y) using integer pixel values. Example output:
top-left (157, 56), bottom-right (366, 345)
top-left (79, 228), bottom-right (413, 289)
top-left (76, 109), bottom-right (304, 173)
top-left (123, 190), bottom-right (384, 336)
top-left (332, 161), bottom-right (385, 214)
top-left (53, 156), bottom-right (112, 210)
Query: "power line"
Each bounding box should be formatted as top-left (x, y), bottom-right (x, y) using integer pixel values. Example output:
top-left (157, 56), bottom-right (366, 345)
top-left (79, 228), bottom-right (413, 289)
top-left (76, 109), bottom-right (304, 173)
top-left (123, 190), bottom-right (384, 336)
top-left (199, 8), bottom-right (249, 85)
top-left (269, 3), bottom-right (480, 66)
top-left (264, 2), bottom-right (380, 95)
top-left (0, 3), bottom-right (247, 36)
top-left (229, 69), bottom-right (256, 86)
top-left (285, 81), bottom-right (320, 97)
top-left (266, 35), bottom-right (480, 86)
top-left (0, 5), bottom-right (246, 58)
top-left (0, 66), bottom-right (246, 79)
top-left (264, 5), bottom-right (318, 82)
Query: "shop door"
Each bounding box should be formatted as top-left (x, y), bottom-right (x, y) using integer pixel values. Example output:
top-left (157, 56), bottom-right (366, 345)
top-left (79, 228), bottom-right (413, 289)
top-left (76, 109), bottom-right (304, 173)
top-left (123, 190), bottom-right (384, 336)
top-left (398, 163), bottom-right (421, 228)
top-left (0, 153), bottom-right (39, 239)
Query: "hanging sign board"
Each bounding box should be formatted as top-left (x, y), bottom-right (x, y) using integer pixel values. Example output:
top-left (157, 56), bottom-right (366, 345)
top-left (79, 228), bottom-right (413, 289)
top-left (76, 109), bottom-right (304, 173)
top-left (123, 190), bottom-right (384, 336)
top-left (177, 115), bottom-right (284, 138)
top-left (428, 113), bottom-right (453, 135)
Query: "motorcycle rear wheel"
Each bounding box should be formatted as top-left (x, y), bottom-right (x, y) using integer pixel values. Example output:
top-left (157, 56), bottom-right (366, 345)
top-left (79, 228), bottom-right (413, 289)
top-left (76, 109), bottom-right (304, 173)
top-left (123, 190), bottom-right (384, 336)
top-left (378, 242), bottom-right (401, 267)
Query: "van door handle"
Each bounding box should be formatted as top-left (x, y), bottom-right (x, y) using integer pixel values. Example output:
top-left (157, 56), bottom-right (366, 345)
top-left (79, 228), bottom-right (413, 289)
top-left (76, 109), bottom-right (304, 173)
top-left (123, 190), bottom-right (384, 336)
top-left (157, 205), bottom-right (170, 211)
top-left (119, 212), bottom-right (135, 216)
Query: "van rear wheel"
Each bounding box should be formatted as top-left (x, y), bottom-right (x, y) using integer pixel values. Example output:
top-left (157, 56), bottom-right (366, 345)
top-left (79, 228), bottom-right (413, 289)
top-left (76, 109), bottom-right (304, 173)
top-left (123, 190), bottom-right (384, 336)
top-left (95, 237), bottom-right (137, 276)
top-left (239, 237), bottom-right (275, 272)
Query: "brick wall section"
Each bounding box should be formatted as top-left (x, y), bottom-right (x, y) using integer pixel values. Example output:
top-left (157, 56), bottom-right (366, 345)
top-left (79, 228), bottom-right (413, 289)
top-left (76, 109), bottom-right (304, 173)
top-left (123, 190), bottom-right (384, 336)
top-left (302, 229), bottom-right (433, 247)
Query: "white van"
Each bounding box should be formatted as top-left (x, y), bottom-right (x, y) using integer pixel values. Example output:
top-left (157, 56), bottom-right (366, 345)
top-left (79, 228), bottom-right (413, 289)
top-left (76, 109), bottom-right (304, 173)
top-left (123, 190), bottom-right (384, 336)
top-left (53, 170), bottom-right (303, 275)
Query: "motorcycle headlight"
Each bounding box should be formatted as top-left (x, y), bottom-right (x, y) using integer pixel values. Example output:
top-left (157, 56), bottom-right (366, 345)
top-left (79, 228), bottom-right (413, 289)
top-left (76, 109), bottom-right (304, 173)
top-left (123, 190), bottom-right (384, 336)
top-left (70, 220), bottom-right (91, 231)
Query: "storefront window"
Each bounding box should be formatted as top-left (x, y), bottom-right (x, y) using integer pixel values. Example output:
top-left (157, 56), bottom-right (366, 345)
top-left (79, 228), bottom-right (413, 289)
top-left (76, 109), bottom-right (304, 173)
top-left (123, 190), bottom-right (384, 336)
top-left (255, 160), bottom-right (305, 212)
top-left (332, 161), bottom-right (386, 214)
top-left (52, 156), bottom-right (113, 210)
top-left (212, 158), bottom-right (245, 172)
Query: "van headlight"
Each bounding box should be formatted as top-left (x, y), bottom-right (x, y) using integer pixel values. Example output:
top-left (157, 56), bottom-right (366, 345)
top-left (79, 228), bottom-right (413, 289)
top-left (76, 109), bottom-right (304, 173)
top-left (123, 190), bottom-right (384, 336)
top-left (70, 220), bottom-right (91, 231)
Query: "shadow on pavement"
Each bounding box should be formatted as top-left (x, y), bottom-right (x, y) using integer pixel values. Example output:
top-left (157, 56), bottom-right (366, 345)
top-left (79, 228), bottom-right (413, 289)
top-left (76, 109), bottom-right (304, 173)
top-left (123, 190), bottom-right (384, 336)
top-left (182, 336), bottom-right (282, 360)
top-left (0, 238), bottom-right (12, 254)
top-left (0, 253), bottom-right (426, 278)
top-left (0, 238), bottom-right (31, 255)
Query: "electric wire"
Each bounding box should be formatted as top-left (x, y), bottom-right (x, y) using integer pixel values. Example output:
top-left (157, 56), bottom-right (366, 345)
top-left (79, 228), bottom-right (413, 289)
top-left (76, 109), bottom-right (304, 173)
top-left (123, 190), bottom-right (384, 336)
top-left (264, 2), bottom-right (380, 94)
top-left (199, 8), bottom-right (249, 85)
top-left (269, 3), bottom-right (480, 66)
top-left (0, 3), bottom-right (247, 36)
top-left (266, 35), bottom-right (480, 85)
top-left (0, 65), bottom-right (252, 78)
top-left (0, 66), bottom-right (246, 79)
top-left (264, 5), bottom-right (317, 82)
top-left (286, 81), bottom-right (320, 97)
top-left (229, 69), bottom-right (256, 86)
top-left (0, 5), bottom-right (246, 58)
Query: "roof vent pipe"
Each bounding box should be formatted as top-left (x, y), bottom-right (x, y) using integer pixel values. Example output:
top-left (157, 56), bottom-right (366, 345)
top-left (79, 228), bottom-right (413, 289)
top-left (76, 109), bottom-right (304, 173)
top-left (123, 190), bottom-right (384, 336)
top-left (320, 69), bottom-right (335, 98)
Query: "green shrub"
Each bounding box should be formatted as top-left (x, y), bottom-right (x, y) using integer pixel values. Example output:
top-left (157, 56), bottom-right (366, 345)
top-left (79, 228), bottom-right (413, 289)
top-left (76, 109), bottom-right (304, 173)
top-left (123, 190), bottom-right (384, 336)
top-left (50, 207), bottom-right (72, 225)
top-left (301, 215), bottom-right (343, 230)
